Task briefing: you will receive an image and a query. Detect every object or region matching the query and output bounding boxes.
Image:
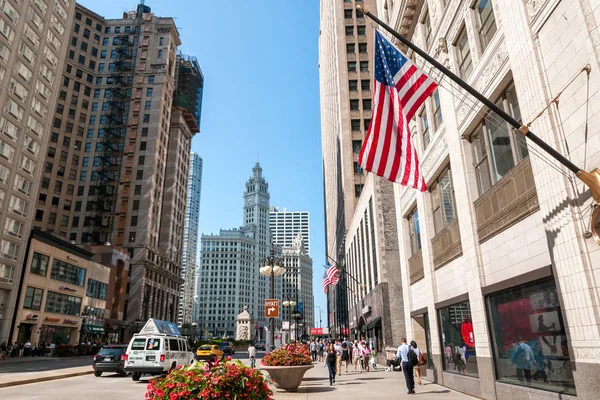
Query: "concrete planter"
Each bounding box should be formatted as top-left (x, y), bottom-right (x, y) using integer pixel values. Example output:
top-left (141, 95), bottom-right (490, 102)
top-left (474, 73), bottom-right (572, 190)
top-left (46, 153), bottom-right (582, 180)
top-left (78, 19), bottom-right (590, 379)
top-left (260, 364), bottom-right (314, 392)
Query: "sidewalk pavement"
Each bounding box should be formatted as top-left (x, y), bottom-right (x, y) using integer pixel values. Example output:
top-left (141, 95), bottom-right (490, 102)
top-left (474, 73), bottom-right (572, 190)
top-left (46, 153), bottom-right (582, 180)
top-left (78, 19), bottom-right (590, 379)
top-left (0, 365), bottom-right (93, 388)
top-left (0, 356), bottom-right (89, 365)
top-left (264, 363), bottom-right (477, 399)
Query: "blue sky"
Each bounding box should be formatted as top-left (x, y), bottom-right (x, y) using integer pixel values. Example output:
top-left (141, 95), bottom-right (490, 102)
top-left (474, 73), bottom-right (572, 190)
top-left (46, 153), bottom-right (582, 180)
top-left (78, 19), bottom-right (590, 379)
top-left (79, 1), bottom-right (327, 325)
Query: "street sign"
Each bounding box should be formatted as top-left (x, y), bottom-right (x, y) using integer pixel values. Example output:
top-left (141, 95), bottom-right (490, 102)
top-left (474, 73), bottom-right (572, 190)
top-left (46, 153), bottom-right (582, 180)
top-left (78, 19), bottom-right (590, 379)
top-left (265, 299), bottom-right (279, 318)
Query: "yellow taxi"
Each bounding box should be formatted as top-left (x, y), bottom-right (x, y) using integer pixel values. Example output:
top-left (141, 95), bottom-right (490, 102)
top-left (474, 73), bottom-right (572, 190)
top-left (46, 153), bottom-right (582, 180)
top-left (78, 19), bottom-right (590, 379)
top-left (195, 345), bottom-right (224, 362)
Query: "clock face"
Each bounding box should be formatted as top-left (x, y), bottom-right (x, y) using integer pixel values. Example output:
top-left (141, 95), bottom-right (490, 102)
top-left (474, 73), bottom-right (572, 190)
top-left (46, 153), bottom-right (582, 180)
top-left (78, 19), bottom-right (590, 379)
top-left (247, 199), bottom-right (254, 206)
top-left (261, 199), bottom-right (267, 205)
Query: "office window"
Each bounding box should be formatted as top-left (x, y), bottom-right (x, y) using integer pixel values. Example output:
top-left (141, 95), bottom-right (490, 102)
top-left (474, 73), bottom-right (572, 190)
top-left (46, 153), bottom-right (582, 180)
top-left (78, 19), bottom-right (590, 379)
top-left (50, 259), bottom-right (86, 287)
top-left (363, 99), bottom-right (371, 110)
top-left (432, 89), bottom-right (443, 130)
top-left (358, 43), bottom-right (367, 53)
top-left (348, 62), bottom-right (357, 72)
top-left (102, 37), bottom-right (108, 46)
top-left (431, 166), bottom-right (455, 234)
top-left (350, 100), bottom-right (359, 110)
top-left (86, 279), bottom-right (108, 300)
top-left (80, 171), bottom-right (87, 181)
top-left (148, 75), bottom-right (155, 84)
top-left (359, 61), bottom-right (368, 72)
top-left (134, 185), bottom-right (142, 195)
top-left (357, 26), bottom-right (366, 36)
top-left (349, 80), bottom-right (358, 91)
top-left (475, 0), bottom-right (497, 51)
top-left (352, 140), bottom-right (362, 153)
top-left (363, 119), bottom-right (371, 130)
top-left (456, 27), bottom-right (473, 79)
top-left (351, 119), bottom-right (361, 131)
top-left (345, 26), bottom-right (354, 36)
top-left (344, 9), bottom-right (352, 18)
top-left (346, 43), bottom-right (355, 54)
top-left (439, 300), bottom-right (478, 377)
top-left (487, 278), bottom-right (575, 395)
top-left (353, 161), bottom-right (363, 175)
top-left (143, 114), bottom-right (150, 123)
top-left (408, 208), bottom-right (421, 255)
top-left (44, 291), bottom-right (82, 316)
top-left (30, 252), bottom-right (49, 276)
top-left (129, 232), bottom-right (136, 242)
top-left (361, 79), bottom-right (370, 91)
top-left (471, 83), bottom-right (525, 195)
top-left (23, 287), bottom-right (43, 310)
top-left (422, 9), bottom-right (432, 48)
top-left (354, 184), bottom-right (364, 198)
top-left (420, 111), bottom-right (430, 148)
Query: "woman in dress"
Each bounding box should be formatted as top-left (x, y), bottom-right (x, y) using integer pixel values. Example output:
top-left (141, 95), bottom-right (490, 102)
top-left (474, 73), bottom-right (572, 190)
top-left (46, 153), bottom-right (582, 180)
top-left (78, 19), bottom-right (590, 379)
top-left (352, 341), bottom-right (362, 372)
top-left (362, 341), bottom-right (371, 372)
top-left (341, 342), bottom-right (350, 373)
top-left (326, 343), bottom-right (337, 385)
top-left (410, 340), bottom-right (423, 385)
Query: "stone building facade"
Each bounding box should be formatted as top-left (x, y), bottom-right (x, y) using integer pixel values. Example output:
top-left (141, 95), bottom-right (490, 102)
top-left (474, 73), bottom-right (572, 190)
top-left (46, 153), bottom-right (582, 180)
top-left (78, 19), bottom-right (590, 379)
top-left (382, 0), bottom-right (600, 399)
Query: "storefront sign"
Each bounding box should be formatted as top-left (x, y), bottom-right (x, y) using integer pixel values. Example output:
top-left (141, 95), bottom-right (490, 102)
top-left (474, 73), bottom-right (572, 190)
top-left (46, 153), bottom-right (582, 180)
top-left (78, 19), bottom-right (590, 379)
top-left (341, 327), bottom-right (350, 336)
top-left (59, 286), bottom-right (77, 292)
top-left (26, 314), bottom-right (39, 320)
top-left (45, 317), bottom-right (60, 323)
top-left (67, 256), bottom-right (79, 262)
top-left (311, 328), bottom-right (323, 335)
top-left (63, 318), bottom-right (78, 325)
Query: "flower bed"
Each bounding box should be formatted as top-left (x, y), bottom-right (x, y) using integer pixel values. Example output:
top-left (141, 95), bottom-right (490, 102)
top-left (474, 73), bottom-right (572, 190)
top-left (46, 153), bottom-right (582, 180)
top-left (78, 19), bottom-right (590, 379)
top-left (146, 360), bottom-right (272, 399)
top-left (261, 343), bottom-right (312, 367)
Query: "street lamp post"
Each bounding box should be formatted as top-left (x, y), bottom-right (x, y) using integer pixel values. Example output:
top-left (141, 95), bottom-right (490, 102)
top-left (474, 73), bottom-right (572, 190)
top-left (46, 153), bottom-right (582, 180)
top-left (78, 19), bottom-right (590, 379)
top-left (259, 244), bottom-right (286, 352)
top-left (314, 306), bottom-right (323, 329)
top-left (283, 300), bottom-right (296, 343)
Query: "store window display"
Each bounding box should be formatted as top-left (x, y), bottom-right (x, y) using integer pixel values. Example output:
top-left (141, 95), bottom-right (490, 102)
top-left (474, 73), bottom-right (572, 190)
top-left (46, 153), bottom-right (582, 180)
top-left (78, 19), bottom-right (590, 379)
top-left (439, 300), bottom-right (478, 377)
top-left (487, 278), bottom-right (575, 395)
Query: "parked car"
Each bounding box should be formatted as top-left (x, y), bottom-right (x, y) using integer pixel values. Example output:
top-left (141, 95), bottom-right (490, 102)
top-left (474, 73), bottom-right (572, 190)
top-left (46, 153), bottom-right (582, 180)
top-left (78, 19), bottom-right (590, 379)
top-left (92, 345), bottom-right (128, 377)
top-left (255, 341), bottom-right (266, 351)
top-left (219, 341), bottom-right (235, 355)
top-left (195, 345), bottom-right (224, 362)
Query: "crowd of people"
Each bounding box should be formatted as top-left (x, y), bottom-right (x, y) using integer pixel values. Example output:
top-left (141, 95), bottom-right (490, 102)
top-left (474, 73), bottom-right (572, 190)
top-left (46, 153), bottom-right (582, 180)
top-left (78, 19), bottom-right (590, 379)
top-left (0, 340), bottom-right (56, 359)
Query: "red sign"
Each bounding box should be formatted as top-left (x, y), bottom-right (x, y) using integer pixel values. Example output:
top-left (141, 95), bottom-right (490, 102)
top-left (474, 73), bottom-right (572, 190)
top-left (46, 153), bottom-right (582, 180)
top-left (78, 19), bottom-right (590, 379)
top-left (341, 327), bottom-right (349, 336)
top-left (311, 328), bottom-right (323, 335)
top-left (63, 319), bottom-right (78, 325)
top-left (26, 314), bottom-right (39, 320)
top-left (45, 317), bottom-right (60, 323)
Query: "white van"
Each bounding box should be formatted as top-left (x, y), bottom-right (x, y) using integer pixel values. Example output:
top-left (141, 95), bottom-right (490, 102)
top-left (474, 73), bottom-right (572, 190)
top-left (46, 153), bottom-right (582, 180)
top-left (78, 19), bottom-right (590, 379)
top-left (124, 333), bottom-right (194, 381)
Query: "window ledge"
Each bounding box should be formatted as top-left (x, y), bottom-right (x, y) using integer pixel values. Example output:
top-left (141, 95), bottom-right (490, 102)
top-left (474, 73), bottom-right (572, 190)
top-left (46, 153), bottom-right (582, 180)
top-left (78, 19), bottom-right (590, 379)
top-left (431, 218), bottom-right (462, 270)
top-left (408, 249), bottom-right (424, 284)
top-left (474, 157), bottom-right (539, 243)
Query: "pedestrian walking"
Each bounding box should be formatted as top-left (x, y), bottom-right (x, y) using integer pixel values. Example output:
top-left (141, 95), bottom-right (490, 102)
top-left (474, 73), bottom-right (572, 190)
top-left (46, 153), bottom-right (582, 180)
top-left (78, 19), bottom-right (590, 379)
top-left (318, 340), bottom-right (324, 362)
top-left (0, 341), bottom-right (6, 360)
top-left (352, 341), bottom-right (362, 372)
top-left (18, 343), bottom-right (24, 357)
top-left (334, 340), bottom-right (343, 375)
top-left (49, 342), bottom-right (55, 357)
top-left (248, 342), bottom-right (257, 368)
top-left (326, 343), bottom-right (337, 385)
top-left (362, 341), bottom-right (371, 372)
top-left (310, 340), bottom-right (317, 362)
top-left (397, 338), bottom-right (416, 395)
top-left (341, 342), bottom-right (350, 373)
top-left (410, 340), bottom-right (424, 385)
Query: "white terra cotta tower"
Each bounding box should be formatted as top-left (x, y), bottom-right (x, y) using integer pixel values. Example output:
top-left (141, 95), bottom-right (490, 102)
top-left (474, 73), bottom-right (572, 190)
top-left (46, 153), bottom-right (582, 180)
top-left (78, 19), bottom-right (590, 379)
top-left (236, 306), bottom-right (255, 341)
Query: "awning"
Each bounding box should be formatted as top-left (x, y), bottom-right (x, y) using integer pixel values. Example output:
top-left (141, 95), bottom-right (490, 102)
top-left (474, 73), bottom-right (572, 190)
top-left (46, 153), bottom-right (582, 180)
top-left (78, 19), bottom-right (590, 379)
top-left (366, 317), bottom-right (382, 330)
top-left (82, 325), bottom-right (105, 334)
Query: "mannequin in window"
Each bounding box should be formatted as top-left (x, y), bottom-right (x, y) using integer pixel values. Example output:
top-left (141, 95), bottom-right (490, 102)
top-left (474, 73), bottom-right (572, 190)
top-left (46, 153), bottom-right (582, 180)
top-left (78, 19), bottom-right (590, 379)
top-left (460, 316), bottom-right (474, 348)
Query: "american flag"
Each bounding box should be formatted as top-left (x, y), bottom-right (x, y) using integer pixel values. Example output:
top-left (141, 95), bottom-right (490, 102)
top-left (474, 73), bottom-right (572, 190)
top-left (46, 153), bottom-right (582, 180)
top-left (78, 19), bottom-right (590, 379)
top-left (359, 31), bottom-right (438, 191)
top-left (322, 270), bottom-right (330, 294)
top-left (325, 261), bottom-right (340, 286)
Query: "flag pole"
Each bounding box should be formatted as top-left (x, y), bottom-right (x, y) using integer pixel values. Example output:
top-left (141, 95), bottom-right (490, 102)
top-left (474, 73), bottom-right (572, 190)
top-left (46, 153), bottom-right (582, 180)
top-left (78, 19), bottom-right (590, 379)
top-left (357, 5), bottom-right (600, 204)
top-left (327, 255), bottom-right (363, 288)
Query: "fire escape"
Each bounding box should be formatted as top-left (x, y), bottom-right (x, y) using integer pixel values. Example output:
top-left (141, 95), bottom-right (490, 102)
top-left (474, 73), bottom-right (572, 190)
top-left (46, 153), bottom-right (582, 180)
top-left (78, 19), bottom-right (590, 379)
top-left (92, 34), bottom-right (133, 244)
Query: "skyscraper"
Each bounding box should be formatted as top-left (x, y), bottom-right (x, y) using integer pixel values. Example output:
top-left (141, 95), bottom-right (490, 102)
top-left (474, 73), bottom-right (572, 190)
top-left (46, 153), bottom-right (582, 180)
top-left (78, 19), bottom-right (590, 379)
top-left (33, 3), bottom-right (202, 328)
top-left (198, 163), bottom-right (281, 338)
top-left (180, 152), bottom-right (202, 326)
top-left (269, 207), bottom-right (310, 255)
top-left (0, 0), bottom-right (77, 342)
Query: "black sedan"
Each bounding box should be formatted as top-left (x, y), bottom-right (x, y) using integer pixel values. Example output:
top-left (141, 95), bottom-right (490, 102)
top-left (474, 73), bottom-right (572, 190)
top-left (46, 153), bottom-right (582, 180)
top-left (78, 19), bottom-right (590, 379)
top-left (255, 341), bottom-right (266, 351)
top-left (92, 345), bottom-right (128, 377)
top-left (219, 341), bottom-right (235, 355)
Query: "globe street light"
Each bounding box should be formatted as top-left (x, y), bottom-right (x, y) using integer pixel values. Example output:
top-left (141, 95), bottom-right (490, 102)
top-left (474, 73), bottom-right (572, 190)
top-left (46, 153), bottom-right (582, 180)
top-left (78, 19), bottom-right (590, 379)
top-left (260, 243), bottom-right (286, 351)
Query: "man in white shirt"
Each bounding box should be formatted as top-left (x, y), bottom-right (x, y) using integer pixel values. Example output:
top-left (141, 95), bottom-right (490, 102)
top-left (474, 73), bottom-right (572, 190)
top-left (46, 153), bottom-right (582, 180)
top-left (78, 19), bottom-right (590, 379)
top-left (396, 338), bottom-right (415, 395)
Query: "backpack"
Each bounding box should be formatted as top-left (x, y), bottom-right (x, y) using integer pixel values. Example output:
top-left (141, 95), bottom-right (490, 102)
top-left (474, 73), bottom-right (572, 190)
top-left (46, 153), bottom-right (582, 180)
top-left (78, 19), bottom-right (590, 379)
top-left (363, 347), bottom-right (371, 356)
top-left (408, 348), bottom-right (418, 367)
top-left (418, 352), bottom-right (427, 366)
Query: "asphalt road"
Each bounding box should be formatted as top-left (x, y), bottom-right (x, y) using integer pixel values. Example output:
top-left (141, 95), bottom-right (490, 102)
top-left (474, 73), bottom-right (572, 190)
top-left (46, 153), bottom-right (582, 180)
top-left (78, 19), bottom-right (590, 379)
top-left (0, 357), bottom-right (93, 374)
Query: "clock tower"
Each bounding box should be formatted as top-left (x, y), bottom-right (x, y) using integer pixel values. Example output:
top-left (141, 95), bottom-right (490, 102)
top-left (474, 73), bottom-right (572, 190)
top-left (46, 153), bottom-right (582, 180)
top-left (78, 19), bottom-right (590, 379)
top-left (243, 163), bottom-right (271, 248)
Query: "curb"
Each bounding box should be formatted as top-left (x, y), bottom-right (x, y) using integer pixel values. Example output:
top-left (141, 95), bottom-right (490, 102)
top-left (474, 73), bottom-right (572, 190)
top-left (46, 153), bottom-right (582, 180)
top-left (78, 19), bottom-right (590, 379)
top-left (0, 370), bottom-right (94, 389)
